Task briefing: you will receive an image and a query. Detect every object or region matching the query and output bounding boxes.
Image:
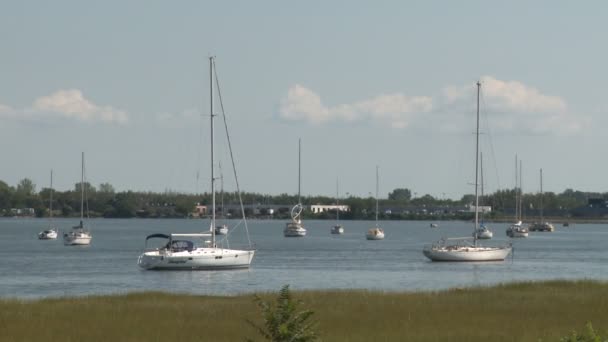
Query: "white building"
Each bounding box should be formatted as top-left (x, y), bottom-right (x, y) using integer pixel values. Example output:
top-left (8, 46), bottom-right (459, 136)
top-left (468, 205), bottom-right (492, 213)
top-left (310, 204), bottom-right (350, 214)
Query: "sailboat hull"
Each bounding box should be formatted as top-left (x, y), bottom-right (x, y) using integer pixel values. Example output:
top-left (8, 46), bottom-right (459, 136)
top-left (63, 232), bottom-right (92, 246)
top-left (138, 248), bottom-right (255, 270)
top-left (38, 229), bottom-right (58, 240)
top-left (423, 245), bottom-right (512, 262)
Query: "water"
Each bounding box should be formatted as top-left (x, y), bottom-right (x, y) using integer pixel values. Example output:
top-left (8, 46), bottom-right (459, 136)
top-left (1, 218), bottom-right (606, 298)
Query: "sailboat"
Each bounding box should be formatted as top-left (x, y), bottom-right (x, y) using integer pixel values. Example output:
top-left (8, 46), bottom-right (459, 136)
top-left (330, 178), bottom-right (344, 234)
top-left (215, 162), bottom-right (228, 235)
top-left (366, 166), bottom-right (385, 240)
top-left (63, 153), bottom-right (92, 246)
top-left (529, 168), bottom-right (555, 232)
top-left (284, 139), bottom-right (307, 237)
top-left (137, 56), bottom-right (255, 270)
top-left (507, 156), bottom-right (529, 238)
top-left (38, 170), bottom-right (58, 240)
top-left (475, 152), bottom-right (493, 239)
top-left (423, 81), bottom-right (511, 262)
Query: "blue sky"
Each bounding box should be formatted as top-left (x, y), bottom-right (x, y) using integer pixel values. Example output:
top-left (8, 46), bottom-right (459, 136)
top-left (1, 1), bottom-right (607, 199)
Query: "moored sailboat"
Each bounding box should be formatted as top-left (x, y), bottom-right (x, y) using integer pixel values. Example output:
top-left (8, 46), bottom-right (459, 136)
top-left (284, 139), bottom-right (307, 237)
top-left (507, 156), bottom-right (529, 238)
top-left (138, 56), bottom-right (254, 270)
top-left (38, 170), bottom-right (58, 240)
top-left (331, 178), bottom-right (344, 235)
top-left (423, 81), bottom-right (511, 262)
top-left (63, 153), bottom-right (92, 246)
top-left (366, 166), bottom-right (385, 240)
top-left (529, 168), bottom-right (555, 232)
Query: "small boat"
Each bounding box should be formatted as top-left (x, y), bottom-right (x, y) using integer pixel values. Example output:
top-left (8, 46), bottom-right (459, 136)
top-left (284, 139), bottom-right (307, 237)
top-left (475, 224), bottom-right (493, 239)
top-left (63, 153), bottom-right (92, 246)
top-left (366, 166), bottom-right (385, 240)
top-left (528, 169), bottom-right (554, 232)
top-left (423, 82), bottom-right (511, 262)
top-left (39, 170), bottom-right (58, 240)
top-left (430, 223), bottom-right (439, 228)
top-left (330, 178), bottom-right (345, 235)
top-left (215, 224), bottom-right (228, 235)
top-left (138, 57), bottom-right (255, 270)
top-left (506, 221), bottom-right (529, 238)
top-left (331, 224), bottom-right (344, 235)
top-left (506, 156), bottom-right (528, 238)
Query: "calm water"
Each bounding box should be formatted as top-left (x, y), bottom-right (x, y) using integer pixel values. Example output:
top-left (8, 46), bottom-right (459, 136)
top-left (1, 218), bottom-right (606, 298)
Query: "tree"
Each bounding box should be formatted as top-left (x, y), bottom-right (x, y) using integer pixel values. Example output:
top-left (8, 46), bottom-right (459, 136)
top-left (16, 178), bottom-right (36, 196)
top-left (247, 285), bottom-right (318, 342)
top-left (99, 183), bottom-right (115, 193)
top-left (388, 188), bottom-right (412, 202)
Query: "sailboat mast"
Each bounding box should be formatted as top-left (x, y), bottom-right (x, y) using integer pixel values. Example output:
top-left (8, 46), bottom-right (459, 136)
top-left (80, 152), bottom-right (84, 227)
top-left (480, 151), bottom-right (484, 222)
top-left (50, 169), bottom-right (53, 224)
top-left (210, 56), bottom-right (216, 247)
top-left (540, 168), bottom-right (543, 223)
top-left (514, 155), bottom-right (518, 221)
top-left (336, 178), bottom-right (339, 222)
top-left (375, 165), bottom-right (379, 225)
top-left (519, 160), bottom-right (523, 221)
top-left (474, 81), bottom-right (481, 243)
top-left (298, 138), bottom-right (301, 205)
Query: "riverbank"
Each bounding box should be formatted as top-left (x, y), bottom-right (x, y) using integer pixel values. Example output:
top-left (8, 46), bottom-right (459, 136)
top-left (1, 280), bottom-right (606, 341)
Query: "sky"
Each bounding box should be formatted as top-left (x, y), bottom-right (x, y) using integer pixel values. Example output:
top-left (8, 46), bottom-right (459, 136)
top-left (1, 1), bottom-right (607, 200)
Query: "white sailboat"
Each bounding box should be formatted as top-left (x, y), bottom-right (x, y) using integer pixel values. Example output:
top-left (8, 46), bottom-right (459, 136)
top-left (423, 81), bottom-right (511, 262)
top-left (330, 178), bottom-right (344, 234)
top-left (475, 152), bottom-right (493, 239)
top-left (529, 168), bottom-right (555, 232)
top-left (507, 156), bottom-right (529, 238)
top-left (366, 166), bottom-right (385, 240)
top-left (38, 170), bottom-right (58, 240)
top-left (63, 153), bottom-right (92, 246)
top-left (138, 56), bottom-right (255, 270)
top-left (284, 139), bottom-right (307, 237)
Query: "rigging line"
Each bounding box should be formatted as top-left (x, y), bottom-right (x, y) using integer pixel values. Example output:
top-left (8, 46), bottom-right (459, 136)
top-left (212, 59), bottom-right (252, 248)
top-left (479, 86), bottom-right (503, 205)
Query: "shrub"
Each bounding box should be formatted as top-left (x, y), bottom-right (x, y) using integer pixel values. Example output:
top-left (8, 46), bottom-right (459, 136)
top-left (247, 285), bottom-right (318, 342)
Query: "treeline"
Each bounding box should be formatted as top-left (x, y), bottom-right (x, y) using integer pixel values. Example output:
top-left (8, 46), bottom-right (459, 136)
top-left (0, 179), bottom-right (601, 219)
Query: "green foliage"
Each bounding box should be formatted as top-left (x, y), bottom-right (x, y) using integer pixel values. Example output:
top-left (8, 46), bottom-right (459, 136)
top-left (561, 323), bottom-right (607, 342)
top-left (247, 285), bottom-right (318, 342)
top-left (388, 188), bottom-right (411, 201)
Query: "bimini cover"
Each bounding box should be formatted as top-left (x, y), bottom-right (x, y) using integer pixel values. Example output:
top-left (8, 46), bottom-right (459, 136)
top-left (145, 233), bottom-right (170, 241)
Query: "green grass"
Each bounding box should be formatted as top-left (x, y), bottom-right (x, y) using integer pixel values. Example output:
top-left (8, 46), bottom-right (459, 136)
top-left (1, 280), bottom-right (607, 341)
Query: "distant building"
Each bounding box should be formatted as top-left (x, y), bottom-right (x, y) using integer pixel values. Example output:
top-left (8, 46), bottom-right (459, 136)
top-left (468, 205), bottom-right (492, 213)
top-left (192, 204), bottom-right (207, 218)
top-left (310, 204), bottom-right (350, 214)
top-left (10, 208), bottom-right (35, 217)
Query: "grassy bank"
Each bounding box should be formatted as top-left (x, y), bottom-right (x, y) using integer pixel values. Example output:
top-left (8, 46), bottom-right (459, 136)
top-left (1, 280), bottom-right (607, 341)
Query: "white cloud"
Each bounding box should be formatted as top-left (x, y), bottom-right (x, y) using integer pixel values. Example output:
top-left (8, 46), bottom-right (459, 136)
top-left (32, 89), bottom-right (128, 124)
top-left (279, 84), bottom-right (433, 128)
top-left (441, 76), bottom-right (582, 135)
